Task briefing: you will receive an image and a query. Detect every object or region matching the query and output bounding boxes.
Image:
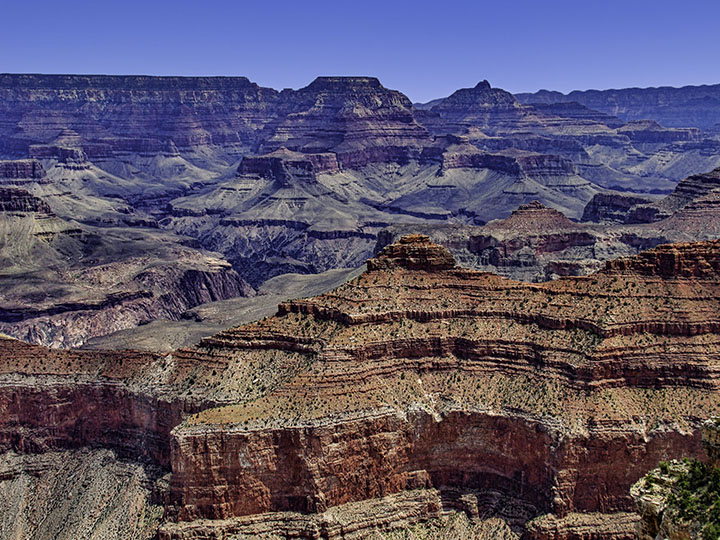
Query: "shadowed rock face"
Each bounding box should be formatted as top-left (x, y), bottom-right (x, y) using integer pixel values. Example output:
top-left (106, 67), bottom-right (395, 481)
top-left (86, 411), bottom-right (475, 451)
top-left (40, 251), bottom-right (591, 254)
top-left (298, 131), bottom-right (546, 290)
top-left (0, 74), bottom-right (281, 154)
top-left (0, 159), bottom-right (46, 181)
top-left (2, 237), bottom-right (720, 538)
top-left (0, 184), bottom-right (255, 348)
top-left (583, 166), bottom-right (720, 224)
top-left (261, 77), bottom-right (430, 166)
top-left (0, 187), bottom-right (52, 213)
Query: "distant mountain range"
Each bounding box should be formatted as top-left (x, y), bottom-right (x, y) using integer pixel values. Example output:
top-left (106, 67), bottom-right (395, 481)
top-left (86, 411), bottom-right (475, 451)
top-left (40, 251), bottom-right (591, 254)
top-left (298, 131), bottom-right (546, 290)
top-left (1, 73), bottom-right (720, 347)
top-left (515, 83), bottom-right (720, 130)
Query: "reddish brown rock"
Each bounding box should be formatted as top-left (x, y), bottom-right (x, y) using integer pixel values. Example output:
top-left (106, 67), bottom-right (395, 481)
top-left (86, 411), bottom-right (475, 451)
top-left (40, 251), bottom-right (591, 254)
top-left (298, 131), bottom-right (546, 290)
top-left (367, 234), bottom-right (456, 271)
top-left (3, 238), bottom-right (720, 538)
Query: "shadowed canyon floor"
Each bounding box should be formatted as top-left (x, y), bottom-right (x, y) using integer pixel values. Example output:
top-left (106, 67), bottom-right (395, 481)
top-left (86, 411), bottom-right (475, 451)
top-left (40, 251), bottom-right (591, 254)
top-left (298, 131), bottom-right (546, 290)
top-left (2, 235), bottom-right (720, 538)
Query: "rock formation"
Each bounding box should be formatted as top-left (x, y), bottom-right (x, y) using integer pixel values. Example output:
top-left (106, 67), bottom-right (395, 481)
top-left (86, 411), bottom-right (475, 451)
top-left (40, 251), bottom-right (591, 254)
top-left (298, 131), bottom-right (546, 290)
top-left (2, 74), bottom-right (719, 291)
top-left (0, 184), bottom-right (254, 348)
top-left (2, 236), bottom-right (720, 538)
top-left (2, 73), bottom-right (720, 351)
top-left (583, 166), bottom-right (720, 224)
top-left (517, 83), bottom-right (720, 130)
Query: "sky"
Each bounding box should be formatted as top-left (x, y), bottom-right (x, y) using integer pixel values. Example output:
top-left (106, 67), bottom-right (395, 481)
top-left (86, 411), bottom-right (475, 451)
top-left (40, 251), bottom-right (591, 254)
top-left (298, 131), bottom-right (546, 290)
top-left (1, 0), bottom-right (719, 103)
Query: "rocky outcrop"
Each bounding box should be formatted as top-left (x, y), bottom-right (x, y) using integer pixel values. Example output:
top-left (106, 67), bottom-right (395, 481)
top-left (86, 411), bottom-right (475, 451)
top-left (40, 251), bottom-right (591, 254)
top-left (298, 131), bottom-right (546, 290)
top-left (0, 260), bottom-right (254, 349)
top-left (527, 102), bottom-right (624, 128)
top-left (162, 237), bottom-right (720, 537)
top-left (367, 234), bottom-right (456, 271)
top-left (631, 421), bottom-right (720, 540)
top-left (376, 202), bottom-right (667, 282)
top-left (523, 512), bottom-right (640, 540)
top-left (421, 81), bottom-right (533, 136)
top-left (581, 193), bottom-right (657, 223)
top-left (0, 158), bottom-right (46, 182)
top-left (238, 148), bottom-right (341, 181)
top-left (260, 77), bottom-right (430, 167)
top-left (602, 240), bottom-right (720, 279)
top-left (3, 74), bottom-right (718, 289)
top-left (616, 120), bottom-right (699, 144)
top-left (0, 74), bottom-right (282, 156)
top-left (0, 200), bottom-right (255, 348)
top-left (0, 449), bottom-right (164, 540)
top-left (0, 187), bottom-right (52, 214)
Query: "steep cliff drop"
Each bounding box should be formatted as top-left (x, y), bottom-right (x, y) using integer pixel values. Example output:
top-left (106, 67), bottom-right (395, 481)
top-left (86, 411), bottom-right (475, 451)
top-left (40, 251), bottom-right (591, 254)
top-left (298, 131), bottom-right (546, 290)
top-left (2, 235), bottom-right (720, 539)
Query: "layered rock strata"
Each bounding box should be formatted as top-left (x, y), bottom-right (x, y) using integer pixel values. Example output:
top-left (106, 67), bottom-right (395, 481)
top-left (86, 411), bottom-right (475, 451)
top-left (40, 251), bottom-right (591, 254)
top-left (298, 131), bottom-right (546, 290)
top-left (162, 236), bottom-right (720, 537)
top-left (517, 83), bottom-right (720, 130)
top-left (6, 236), bottom-right (716, 536)
top-left (3, 229), bottom-right (720, 539)
top-left (583, 166), bottom-right (720, 224)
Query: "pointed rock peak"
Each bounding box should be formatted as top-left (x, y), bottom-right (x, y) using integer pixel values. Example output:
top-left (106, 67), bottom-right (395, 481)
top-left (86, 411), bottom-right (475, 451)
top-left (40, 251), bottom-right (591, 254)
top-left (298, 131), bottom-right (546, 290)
top-left (432, 81), bottom-right (518, 110)
top-left (263, 147), bottom-right (308, 159)
top-left (484, 201), bottom-right (580, 232)
top-left (367, 234), bottom-right (456, 272)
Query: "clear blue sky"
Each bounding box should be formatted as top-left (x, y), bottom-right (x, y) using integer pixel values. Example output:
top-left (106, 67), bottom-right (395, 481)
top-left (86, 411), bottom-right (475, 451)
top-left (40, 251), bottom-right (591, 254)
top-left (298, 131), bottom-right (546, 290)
top-left (1, 0), bottom-right (718, 102)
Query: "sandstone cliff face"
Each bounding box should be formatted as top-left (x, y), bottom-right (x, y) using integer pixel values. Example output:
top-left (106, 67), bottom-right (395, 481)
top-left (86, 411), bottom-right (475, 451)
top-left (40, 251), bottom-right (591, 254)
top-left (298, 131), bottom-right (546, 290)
top-left (2, 237), bottom-right (720, 539)
top-left (160, 237), bottom-right (720, 538)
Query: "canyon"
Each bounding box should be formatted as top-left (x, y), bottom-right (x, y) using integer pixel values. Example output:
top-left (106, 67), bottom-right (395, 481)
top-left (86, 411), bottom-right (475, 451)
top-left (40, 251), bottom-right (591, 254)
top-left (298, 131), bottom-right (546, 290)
top-left (2, 72), bottom-right (720, 539)
top-left (2, 235), bottom-right (720, 538)
top-left (2, 75), bottom-right (720, 347)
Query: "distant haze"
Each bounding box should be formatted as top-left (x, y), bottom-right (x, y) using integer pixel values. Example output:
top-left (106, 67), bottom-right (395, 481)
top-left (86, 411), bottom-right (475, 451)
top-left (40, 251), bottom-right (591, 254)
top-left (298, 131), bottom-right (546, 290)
top-left (2, 0), bottom-right (719, 103)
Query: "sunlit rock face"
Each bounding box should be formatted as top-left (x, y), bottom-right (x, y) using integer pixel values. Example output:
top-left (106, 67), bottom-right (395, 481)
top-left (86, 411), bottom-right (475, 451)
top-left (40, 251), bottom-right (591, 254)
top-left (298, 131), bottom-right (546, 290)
top-left (2, 237), bottom-right (720, 538)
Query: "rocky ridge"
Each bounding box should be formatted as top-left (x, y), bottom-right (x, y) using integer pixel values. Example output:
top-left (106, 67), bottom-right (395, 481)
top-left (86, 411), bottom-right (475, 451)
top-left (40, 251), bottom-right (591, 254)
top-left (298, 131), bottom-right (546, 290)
top-left (583, 166), bottom-right (720, 224)
top-left (379, 166), bottom-right (720, 283)
top-left (2, 236), bottom-right (720, 538)
top-left (516, 83), bottom-right (720, 130)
